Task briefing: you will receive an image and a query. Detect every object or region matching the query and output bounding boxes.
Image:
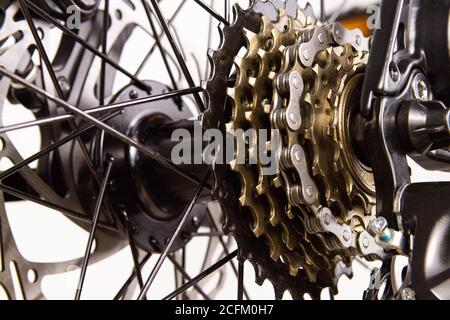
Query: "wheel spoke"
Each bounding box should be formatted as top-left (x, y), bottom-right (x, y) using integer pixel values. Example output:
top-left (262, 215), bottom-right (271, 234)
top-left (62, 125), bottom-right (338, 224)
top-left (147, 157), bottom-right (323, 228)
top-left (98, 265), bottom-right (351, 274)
top-left (192, 0), bottom-right (230, 26)
top-left (327, 0), bottom-right (349, 23)
top-left (135, 0), bottom-right (187, 77)
top-left (200, 229), bottom-right (215, 272)
top-left (75, 157), bottom-right (114, 300)
top-left (123, 211), bottom-right (145, 290)
top-left (0, 67), bottom-right (206, 188)
top-left (0, 184), bottom-right (117, 232)
top-left (21, 0), bottom-right (151, 92)
top-left (168, 254), bottom-right (210, 300)
top-left (18, 0), bottom-right (114, 222)
top-left (320, 0), bottom-right (325, 21)
top-left (191, 231), bottom-right (225, 237)
top-left (0, 213), bottom-right (4, 272)
top-left (18, 0), bottom-right (64, 99)
top-left (0, 112), bottom-right (120, 182)
top-left (137, 169), bottom-right (211, 300)
top-left (207, 211), bottom-right (250, 300)
top-left (0, 86), bottom-right (204, 134)
top-left (224, 0), bottom-right (230, 22)
top-left (114, 253), bottom-right (152, 300)
top-left (163, 250), bottom-right (238, 300)
top-left (148, 0), bottom-right (206, 112)
top-left (99, 0), bottom-right (109, 106)
top-left (237, 260), bottom-right (244, 300)
top-left (142, 0), bottom-right (179, 91)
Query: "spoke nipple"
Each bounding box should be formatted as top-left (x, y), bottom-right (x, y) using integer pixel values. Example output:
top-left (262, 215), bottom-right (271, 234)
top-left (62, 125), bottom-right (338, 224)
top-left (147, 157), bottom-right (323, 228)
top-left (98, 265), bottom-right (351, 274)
top-left (58, 76), bottom-right (70, 94)
top-left (192, 216), bottom-right (201, 227)
top-left (129, 90), bottom-right (139, 99)
top-left (106, 154), bottom-right (115, 163)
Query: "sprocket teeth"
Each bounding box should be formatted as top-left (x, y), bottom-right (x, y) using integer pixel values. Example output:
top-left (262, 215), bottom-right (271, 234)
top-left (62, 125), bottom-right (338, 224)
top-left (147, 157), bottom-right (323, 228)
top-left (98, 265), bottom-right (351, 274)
top-left (256, 182), bottom-right (265, 196)
top-left (327, 124), bottom-right (338, 139)
top-left (227, 87), bottom-right (236, 100)
top-left (243, 27), bottom-right (257, 41)
top-left (233, 55), bottom-right (243, 67)
top-left (272, 176), bottom-right (283, 188)
top-left (273, 285), bottom-right (285, 300)
top-left (257, 48), bottom-right (267, 59)
top-left (225, 122), bottom-right (234, 133)
top-left (303, 92), bottom-right (313, 105)
top-left (244, 110), bottom-right (254, 121)
top-left (268, 71), bottom-right (277, 81)
top-left (248, 77), bottom-right (257, 87)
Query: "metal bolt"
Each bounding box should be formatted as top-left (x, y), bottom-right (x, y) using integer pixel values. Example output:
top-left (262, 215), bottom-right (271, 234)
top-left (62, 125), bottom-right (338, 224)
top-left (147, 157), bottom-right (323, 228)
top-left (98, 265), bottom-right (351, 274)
top-left (368, 217), bottom-right (392, 241)
top-left (400, 288), bottom-right (416, 300)
top-left (413, 74), bottom-right (429, 100)
top-left (417, 81), bottom-right (428, 99)
top-left (389, 62), bottom-right (400, 82)
top-left (109, 179), bottom-right (117, 192)
top-left (369, 217), bottom-right (388, 233)
top-left (131, 224), bottom-right (140, 235)
top-left (192, 216), bottom-right (201, 227)
top-left (129, 90), bottom-right (139, 99)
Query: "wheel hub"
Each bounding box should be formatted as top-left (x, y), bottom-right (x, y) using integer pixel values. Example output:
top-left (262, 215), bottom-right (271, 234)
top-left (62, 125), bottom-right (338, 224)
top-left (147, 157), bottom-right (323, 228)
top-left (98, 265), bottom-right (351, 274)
top-left (73, 81), bottom-right (208, 253)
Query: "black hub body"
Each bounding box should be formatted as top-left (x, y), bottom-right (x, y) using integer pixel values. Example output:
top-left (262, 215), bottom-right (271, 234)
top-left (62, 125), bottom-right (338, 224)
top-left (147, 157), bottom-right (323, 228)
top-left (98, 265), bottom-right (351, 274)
top-left (73, 81), bottom-right (208, 253)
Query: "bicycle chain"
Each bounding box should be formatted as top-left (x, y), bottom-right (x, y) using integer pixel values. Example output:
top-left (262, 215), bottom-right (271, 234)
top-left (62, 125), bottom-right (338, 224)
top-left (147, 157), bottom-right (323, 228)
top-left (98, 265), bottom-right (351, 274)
top-left (270, 21), bottom-right (380, 274)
